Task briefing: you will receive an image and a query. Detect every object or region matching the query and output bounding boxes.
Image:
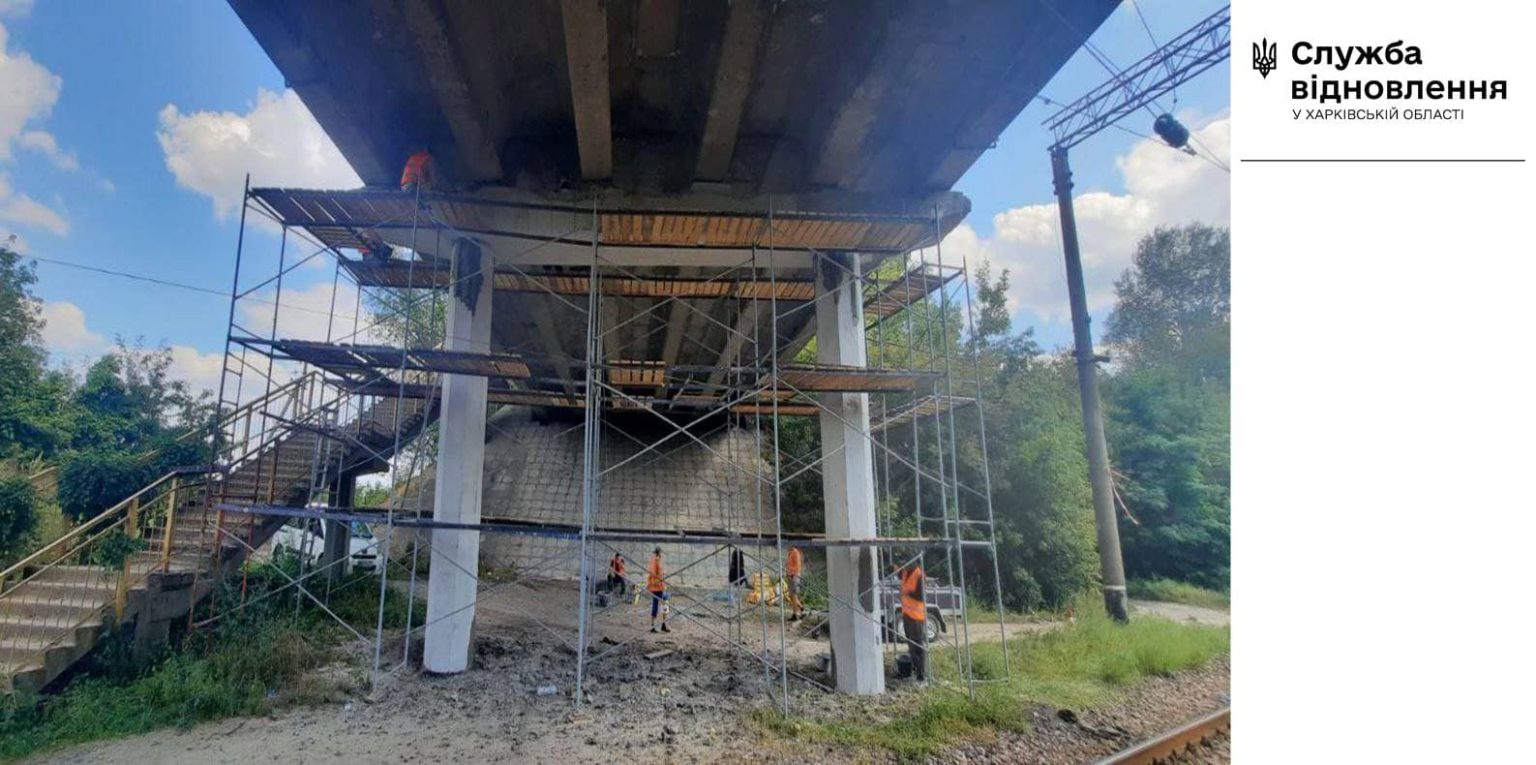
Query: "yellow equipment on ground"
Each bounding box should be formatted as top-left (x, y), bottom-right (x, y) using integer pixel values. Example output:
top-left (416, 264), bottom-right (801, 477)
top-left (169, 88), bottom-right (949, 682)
top-left (744, 571), bottom-right (785, 606)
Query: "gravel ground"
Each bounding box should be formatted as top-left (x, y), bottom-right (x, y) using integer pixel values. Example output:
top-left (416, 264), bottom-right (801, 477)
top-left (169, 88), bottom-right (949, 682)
top-left (24, 582), bottom-right (1229, 765)
top-left (1169, 732), bottom-right (1231, 764)
top-left (938, 656), bottom-right (1231, 765)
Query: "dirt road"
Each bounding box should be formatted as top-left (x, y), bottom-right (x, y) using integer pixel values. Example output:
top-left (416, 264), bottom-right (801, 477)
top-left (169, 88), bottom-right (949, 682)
top-left (24, 582), bottom-right (1228, 764)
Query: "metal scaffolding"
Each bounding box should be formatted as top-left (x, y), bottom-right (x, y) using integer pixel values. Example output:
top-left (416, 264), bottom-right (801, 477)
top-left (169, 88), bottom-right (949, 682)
top-left (194, 181), bottom-right (1011, 713)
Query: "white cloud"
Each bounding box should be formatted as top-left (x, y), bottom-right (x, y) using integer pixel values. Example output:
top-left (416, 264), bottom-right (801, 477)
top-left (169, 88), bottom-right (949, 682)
top-left (2, 231), bottom-right (25, 252)
top-left (0, 1), bottom-right (35, 17)
top-left (238, 280), bottom-right (376, 344)
top-left (0, 20), bottom-right (74, 238)
top-left (18, 129), bottom-right (77, 170)
top-left (36, 297), bottom-right (226, 395)
top-left (940, 116), bottom-right (1229, 323)
top-left (0, 173), bottom-right (67, 235)
top-left (167, 345), bottom-right (224, 396)
top-left (40, 301), bottom-right (104, 353)
top-left (157, 89), bottom-right (361, 220)
top-left (0, 20), bottom-right (62, 162)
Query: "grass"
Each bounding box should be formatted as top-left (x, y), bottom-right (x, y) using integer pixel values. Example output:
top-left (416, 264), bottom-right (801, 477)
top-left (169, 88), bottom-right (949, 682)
top-left (1127, 578), bottom-right (1230, 610)
top-left (31, 502), bottom-right (73, 553)
top-left (751, 594), bottom-right (1230, 761)
top-left (0, 501), bottom-right (74, 571)
top-left (0, 559), bottom-right (421, 762)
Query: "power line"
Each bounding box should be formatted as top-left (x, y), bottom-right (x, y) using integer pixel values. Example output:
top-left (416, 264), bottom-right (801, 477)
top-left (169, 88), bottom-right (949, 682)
top-left (26, 254), bottom-right (231, 298)
top-left (1040, 0), bottom-right (1191, 136)
top-left (1129, 0), bottom-right (1178, 105)
top-left (25, 253), bottom-right (369, 325)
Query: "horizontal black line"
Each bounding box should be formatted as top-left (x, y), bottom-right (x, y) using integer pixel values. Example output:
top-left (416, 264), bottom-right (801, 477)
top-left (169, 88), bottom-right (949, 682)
top-left (1241, 158), bottom-right (1524, 163)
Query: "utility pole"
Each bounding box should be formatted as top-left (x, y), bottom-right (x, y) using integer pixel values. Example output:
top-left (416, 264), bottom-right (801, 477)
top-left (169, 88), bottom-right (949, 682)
top-left (1050, 146), bottom-right (1129, 621)
top-left (1043, 6), bottom-right (1230, 622)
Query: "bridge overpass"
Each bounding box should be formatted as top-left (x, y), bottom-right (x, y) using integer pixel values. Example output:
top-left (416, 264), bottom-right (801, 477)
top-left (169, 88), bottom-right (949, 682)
top-left (225, 0), bottom-right (1118, 698)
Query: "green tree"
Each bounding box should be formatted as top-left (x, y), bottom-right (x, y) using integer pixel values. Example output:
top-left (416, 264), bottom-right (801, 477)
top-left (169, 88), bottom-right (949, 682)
top-left (0, 476), bottom-right (39, 560)
top-left (57, 449), bottom-right (149, 522)
top-left (0, 244), bottom-right (74, 459)
top-left (367, 287), bottom-right (445, 348)
top-left (963, 353), bottom-right (1099, 609)
top-left (1105, 223), bottom-right (1230, 380)
top-left (69, 342), bottom-right (211, 452)
top-left (1105, 366), bottom-right (1229, 588)
top-left (1103, 224), bottom-right (1231, 589)
top-left (56, 342), bottom-right (214, 521)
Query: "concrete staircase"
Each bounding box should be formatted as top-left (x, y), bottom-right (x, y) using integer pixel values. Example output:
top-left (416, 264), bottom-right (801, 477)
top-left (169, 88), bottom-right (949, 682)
top-left (0, 390), bottom-right (435, 695)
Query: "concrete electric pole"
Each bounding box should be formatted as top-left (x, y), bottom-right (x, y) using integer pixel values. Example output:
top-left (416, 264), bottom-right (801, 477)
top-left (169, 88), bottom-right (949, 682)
top-left (1042, 5), bottom-right (1230, 622)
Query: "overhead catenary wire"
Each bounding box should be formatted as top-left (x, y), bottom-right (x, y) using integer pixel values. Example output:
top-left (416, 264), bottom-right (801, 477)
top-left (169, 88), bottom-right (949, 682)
top-left (1129, 0), bottom-right (1177, 105)
top-left (24, 252), bottom-right (380, 326)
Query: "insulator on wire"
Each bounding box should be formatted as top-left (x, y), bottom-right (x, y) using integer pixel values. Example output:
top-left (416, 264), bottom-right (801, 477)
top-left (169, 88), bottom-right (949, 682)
top-left (1152, 113), bottom-right (1190, 149)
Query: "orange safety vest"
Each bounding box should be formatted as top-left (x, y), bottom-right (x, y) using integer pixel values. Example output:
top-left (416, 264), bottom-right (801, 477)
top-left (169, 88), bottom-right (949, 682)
top-left (400, 150), bottom-right (433, 189)
top-left (786, 547), bottom-right (803, 577)
top-left (647, 555), bottom-right (666, 593)
top-left (900, 566), bottom-right (926, 622)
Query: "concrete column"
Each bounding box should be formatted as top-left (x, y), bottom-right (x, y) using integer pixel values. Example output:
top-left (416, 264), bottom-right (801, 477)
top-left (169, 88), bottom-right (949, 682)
top-left (423, 238), bottom-right (493, 674)
top-left (814, 252), bottom-right (884, 695)
top-left (321, 473), bottom-right (355, 584)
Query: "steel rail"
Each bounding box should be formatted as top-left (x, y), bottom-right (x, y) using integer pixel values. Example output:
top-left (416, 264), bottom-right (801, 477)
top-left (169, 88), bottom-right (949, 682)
top-left (1094, 706), bottom-right (1232, 765)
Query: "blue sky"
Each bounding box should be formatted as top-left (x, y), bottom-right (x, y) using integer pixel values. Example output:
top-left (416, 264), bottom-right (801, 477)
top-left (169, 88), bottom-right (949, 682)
top-left (1, 0), bottom-right (1228, 390)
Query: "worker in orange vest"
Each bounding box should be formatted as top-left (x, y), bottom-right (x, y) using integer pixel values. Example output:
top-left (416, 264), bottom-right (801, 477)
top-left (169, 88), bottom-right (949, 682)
top-left (355, 231), bottom-right (392, 262)
top-left (785, 546), bottom-right (805, 621)
top-left (647, 546), bottom-right (671, 633)
top-left (897, 561), bottom-right (927, 681)
top-left (400, 148), bottom-right (435, 193)
top-left (607, 552), bottom-right (627, 597)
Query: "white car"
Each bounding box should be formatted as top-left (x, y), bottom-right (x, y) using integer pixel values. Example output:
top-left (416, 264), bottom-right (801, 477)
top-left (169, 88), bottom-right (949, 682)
top-left (272, 517), bottom-right (380, 574)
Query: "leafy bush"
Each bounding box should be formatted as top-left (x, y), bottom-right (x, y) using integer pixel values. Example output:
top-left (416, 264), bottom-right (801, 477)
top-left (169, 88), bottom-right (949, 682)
top-left (0, 476), bottom-right (39, 559)
top-left (146, 437), bottom-right (211, 476)
top-left (85, 530), bottom-right (148, 568)
top-left (57, 450), bottom-right (149, 522)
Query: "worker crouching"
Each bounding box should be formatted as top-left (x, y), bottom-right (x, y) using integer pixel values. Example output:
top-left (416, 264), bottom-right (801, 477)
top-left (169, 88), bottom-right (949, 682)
top-left (400, 148), bottom-right (435, 194)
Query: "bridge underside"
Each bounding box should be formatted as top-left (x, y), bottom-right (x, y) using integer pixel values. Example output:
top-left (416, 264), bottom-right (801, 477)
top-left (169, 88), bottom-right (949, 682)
top-left (229, 0), bottom-right (1117, 196)
top-left (225, 0), bottom-right (1116, 696)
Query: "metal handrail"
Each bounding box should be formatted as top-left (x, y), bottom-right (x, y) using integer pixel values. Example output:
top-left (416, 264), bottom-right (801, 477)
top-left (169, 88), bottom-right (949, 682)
top-left (0, 470), bottom-right (200, 589)
top-left (0, 485), bottom-right (201, 672)
top-left (26, 465), bottom-right (58, 497)
top-left (216, 384), bottom-right (350, 483)
top-left (0, 372), bottom-right (419, 689)
top-left (15, 372), bottom-right (322, 502)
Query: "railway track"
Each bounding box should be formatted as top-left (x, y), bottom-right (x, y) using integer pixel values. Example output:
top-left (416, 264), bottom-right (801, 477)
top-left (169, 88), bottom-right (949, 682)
top-left (1094, 706), bottom-right (1231, 764)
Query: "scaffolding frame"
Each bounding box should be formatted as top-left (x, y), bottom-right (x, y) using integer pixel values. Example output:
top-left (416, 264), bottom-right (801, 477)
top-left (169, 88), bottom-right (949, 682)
top-left (196, 183), bottom-right (1011, 714)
